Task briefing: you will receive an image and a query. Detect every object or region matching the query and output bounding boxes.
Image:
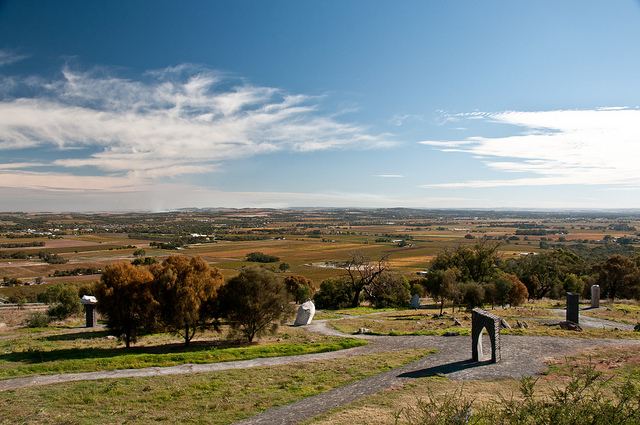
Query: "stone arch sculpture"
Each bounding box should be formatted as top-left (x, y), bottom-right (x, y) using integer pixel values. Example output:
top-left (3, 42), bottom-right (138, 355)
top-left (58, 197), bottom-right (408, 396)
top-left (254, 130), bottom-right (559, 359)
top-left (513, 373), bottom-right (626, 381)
top-left (471, 308), bottom-right (501, 363)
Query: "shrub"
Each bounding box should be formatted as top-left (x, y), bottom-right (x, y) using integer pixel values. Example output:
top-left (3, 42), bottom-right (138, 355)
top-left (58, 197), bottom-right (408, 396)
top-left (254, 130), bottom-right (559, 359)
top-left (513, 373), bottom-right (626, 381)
top-left (26, 312), bottom-right (50, 328)
top-left (38, 283), bottom-right (83, 320)
top-left (398, 363), bottom-right (640, 425)
top-left (313, 278), bottom-right (354, 310)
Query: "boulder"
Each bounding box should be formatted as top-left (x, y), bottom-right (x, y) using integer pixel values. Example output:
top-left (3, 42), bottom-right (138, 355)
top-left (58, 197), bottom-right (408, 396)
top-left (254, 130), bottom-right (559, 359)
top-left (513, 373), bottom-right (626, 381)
top-left (293, 300), bottom-right (315, 326)
top-left (559, 321), bottom-right (583, 332)
top-left (500, 318), bottom-right (511, 329)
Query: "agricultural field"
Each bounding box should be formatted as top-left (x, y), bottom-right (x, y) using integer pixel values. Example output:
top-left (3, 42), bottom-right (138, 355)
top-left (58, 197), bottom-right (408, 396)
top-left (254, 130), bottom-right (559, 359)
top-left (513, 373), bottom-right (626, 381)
top-left (1, 208), bottom-right (639, 292)
top-left (0, 209), bottom-right (640, 424)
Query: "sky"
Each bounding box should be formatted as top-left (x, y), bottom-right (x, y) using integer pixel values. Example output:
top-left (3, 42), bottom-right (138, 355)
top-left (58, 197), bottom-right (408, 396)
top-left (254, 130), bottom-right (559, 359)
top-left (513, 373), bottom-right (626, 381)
top-left (1, 1), bottom-right (640, 212)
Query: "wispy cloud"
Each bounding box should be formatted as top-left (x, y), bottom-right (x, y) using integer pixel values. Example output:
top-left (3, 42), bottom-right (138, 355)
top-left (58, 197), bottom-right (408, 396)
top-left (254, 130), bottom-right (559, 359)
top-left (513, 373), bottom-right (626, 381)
top-left (0, 50), bottom-right (28, 67)
top-left (0, 62), bottom-right (395, 191)
top-left (377, 174), bottom-right (404, 178)
top-left (420, 108), bottom-right (640, 188)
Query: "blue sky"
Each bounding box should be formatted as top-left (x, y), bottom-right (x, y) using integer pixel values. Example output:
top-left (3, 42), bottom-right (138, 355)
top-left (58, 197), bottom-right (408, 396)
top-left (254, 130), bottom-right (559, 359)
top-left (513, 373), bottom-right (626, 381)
top-left (1, 1), bottom-right (640, 211)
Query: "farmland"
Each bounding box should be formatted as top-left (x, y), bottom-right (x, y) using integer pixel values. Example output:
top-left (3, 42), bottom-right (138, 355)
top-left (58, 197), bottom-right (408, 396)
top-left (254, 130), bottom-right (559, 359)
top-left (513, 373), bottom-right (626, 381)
top-left (1, 208), bottom-right (639, 294)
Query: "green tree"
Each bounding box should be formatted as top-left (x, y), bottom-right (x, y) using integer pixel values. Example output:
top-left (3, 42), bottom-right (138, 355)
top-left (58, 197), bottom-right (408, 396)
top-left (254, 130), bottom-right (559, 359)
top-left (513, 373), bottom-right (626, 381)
top-left (595, 255), bottom-right (640, 301)
top-left (37, 283), bottom-right (82, 320)
top-left (151, 255), bottom-right (224, 347)
top-left (95, 262), bottom-right (157, 348)
top-left (460, 281), bottom-right (485, 309)
top-left (425, 268), bottom-right (460, 315)
top-left (220, 266), bottom-right (294, 342)
top-left (278, 262), bottom-right (290, 272)
top-left (313, 277), bottom-right (354, 310)
top-left (366, 273), bottom-right (411, 308)
top-left (431, 239), bottom-right (501, 283)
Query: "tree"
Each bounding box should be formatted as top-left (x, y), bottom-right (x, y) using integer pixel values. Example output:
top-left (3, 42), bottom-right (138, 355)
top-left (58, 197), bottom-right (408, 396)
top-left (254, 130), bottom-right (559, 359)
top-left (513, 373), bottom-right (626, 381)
top-left (95, 262), bottom-right (157, 348)
top-left (313, 277), bottom-right (354, 309)
top-left (220, 266), bottom-right (294, 342)
top-left (506, 274), bottom-right (529, 307)
top-left (595, 255), bottom-right (640, 301)
top-left (431, 239), bottom-right (502, 283)
top-left (38, 283), bottom-right (82, 320)
top-left (366, 273), bottom-right (410, 308)
top-left (425, 268), bottom-right (460, 314)
top-left (246, 252), bottom-right (280, 263)
top-left (503, 249), bottom-right (584, 299)
top-left (343, 251), bottom-right (390, 308)
top-left (284, 274), bottom-right (315, 303)
top-left (151, 255), bottom-right (224, 347)
top-left (278, 262), bottom-right (290, 272)
top-left (460, 281), bottom-right (485, 310)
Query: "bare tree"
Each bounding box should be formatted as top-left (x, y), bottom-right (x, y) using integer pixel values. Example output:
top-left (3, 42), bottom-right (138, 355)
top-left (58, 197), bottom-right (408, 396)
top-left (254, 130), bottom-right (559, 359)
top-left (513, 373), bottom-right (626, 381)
top-left (343, 251), bottom-right (390, 308)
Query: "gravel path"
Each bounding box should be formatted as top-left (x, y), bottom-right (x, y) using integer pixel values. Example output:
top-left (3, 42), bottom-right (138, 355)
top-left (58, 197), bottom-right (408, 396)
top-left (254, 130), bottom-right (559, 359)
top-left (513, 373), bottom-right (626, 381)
top-left (2, 318), bottom-right (639, 425)
top-left (233, 329), bottom-right (640, 425)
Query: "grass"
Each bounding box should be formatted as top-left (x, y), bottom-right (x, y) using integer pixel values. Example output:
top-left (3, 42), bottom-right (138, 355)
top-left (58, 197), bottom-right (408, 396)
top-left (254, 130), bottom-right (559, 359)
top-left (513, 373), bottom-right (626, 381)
top-left (306, 345), bottom-right (640, 425)
top-left (0, 326), bottom-right (368, 380)
top-left (0, 348), bottom-right (433, 425)
top-left (321, 307), bottom-right (640, 340)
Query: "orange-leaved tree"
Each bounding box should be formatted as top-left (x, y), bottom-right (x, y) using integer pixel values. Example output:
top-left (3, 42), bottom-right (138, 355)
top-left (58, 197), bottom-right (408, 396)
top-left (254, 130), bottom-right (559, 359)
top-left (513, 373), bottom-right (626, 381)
top-left (151, 255), bottom-right (224, 347)
top-left (95, 262), bottom-right (157, 348)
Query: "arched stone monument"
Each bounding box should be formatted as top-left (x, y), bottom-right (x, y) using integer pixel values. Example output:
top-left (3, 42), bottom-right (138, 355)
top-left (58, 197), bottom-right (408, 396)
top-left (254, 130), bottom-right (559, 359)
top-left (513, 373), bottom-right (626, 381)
top-left (471, 308), bottom-right (501, 363)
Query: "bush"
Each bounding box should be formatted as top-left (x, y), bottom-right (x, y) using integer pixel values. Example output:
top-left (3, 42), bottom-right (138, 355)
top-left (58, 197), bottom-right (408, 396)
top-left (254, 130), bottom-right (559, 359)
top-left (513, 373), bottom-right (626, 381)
top-left (398, 363), bottom-right (640, 425)
top-left (26, 312), bottom-right (50, 328)
top-left (38, 283), bottom-right (83, 320)
top-left (313, 278), bottom-right (354, 310)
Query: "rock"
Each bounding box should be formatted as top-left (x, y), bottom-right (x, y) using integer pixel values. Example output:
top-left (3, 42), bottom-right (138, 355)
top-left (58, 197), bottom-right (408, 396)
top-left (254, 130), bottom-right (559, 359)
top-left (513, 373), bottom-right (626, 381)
top-left (409, 294), bottom-right (421, 309)
top-left (105, 335), bottom-right (117, 340)
top-left (522, 321), bottom-right (530, 329)
top-left (500, 318), bottom-right (511, 329)
top-left (293, 300), bottom-right (315, 326)
top-left (358, 328), bottom-right (371, 334)
top-left (444, 331), bottom-right (460, 336)
top-left (559, 321), bottom-right (583, 332)
top-left (634, 323), bottom-right (640, 332)
top-left (432, 314), bottom-right (441, 319)
top-left (454, 318), bottom-right (463, 326)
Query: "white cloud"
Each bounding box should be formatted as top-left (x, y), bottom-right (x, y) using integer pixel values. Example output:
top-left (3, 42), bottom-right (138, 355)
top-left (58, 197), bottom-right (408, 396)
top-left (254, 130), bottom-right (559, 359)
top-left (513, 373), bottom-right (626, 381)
top-left (377, 174), bottom-right (404, 178)
top-left (420, 108), bottom-right (640, 188)
top-left (0, 64), bottom-right (395, 185)
top-left (0, 50), bottom-right (28, 67)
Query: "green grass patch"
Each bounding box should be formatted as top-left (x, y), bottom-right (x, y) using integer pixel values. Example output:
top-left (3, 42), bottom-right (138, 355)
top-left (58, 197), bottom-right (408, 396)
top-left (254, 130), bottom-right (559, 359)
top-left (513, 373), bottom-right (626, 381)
top-left (0, 334), bottom-right (367, 380)
top-left (0, 348), bottom-right (432, 425)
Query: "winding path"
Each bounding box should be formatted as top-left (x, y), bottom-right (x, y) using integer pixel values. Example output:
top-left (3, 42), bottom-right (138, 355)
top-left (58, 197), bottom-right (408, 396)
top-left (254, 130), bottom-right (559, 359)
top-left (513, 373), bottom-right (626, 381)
top-left (1, 315), bottom-right (639, 425)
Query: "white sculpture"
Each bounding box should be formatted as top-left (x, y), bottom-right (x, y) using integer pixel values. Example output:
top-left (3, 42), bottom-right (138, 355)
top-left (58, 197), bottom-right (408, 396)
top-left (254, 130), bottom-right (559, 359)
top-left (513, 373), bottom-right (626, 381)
top-left (294, 300), bottom-right (315, 326)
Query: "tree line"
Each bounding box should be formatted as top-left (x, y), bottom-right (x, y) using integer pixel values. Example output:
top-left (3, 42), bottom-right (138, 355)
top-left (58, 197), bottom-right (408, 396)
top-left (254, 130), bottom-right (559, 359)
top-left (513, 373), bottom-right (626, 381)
top-left (94, 255), bottom-right (296, 347)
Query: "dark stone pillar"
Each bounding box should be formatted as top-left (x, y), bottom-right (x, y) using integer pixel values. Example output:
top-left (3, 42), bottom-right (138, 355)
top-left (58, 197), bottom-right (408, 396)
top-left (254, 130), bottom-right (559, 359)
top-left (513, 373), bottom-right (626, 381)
top-left (85, 304), bottom-right (97, 328)
top-left (566, 292), bottom-right (579, 324)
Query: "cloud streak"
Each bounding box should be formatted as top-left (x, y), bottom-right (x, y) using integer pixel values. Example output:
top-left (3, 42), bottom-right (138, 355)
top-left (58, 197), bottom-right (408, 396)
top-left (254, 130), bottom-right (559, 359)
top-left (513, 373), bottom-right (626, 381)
top-left (420, 108), bottom-right (640, 188)
top-left (0, 62), bottom-right (395, 191)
